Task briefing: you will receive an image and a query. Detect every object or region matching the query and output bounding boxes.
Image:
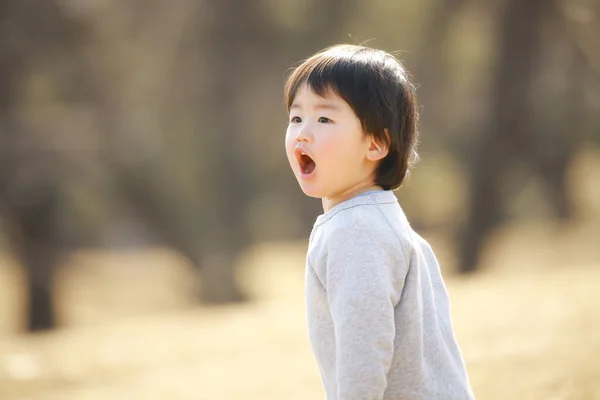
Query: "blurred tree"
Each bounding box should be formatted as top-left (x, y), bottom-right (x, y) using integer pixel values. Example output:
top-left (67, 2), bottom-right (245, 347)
top-left (191, 0), bottom-right (271, 302)
top-left (413, 0), bottom-right (467, 131)
top-left (0, 0), bottom-right (87, 331)
top-left (193, 0), bottom-right (360, 301)
top-left (534, 6), bottom-right (589, 222)
top-left (458, 0), bottom-right (595, 272)
top-left (460, 0), bottom-right (550, 272)
top-left (87, 0), bottom-right (361, 303)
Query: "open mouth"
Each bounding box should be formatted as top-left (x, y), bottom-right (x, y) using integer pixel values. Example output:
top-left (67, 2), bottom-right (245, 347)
top-left (296, 149), bottom-right (316, 175)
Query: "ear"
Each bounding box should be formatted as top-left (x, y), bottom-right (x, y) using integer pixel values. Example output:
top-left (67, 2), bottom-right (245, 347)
top-left (366, 129), bottom-right (390, 162)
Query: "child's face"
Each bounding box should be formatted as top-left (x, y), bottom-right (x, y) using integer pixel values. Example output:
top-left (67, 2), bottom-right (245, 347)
top-left (285, 83), bottom-right (377, 200)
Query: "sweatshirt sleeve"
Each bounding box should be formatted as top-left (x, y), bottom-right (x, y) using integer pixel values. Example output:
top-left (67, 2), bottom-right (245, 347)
top-left (324, 222), bottom-right (406, 400)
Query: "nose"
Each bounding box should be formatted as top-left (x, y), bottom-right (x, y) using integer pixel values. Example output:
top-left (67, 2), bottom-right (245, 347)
top-left (295, 124), bottom-right (312, 143)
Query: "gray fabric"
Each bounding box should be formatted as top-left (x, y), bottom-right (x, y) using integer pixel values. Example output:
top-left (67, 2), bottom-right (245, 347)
top-left (306, 190), bottom-right (475, 400)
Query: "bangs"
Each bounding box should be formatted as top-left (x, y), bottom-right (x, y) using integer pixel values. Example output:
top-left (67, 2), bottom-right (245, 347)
top-left (284, 58), bottom-right (339, 110)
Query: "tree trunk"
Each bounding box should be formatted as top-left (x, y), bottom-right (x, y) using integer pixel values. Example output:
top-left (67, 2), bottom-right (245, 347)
top-left (3, 156), bottom-right (63, 331)
top-left (459, 0), bottom-right (551, 273)
top-left (0, 0), bottom-right (86, 331)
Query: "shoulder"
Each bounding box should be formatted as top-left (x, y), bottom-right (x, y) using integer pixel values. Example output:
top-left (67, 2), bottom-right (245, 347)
top-left (308, 193), bottom-right (418, 266)
top-left (317, 203), bottom-right (407, 258)
top-left (311, 203), bottom-right (411, 296)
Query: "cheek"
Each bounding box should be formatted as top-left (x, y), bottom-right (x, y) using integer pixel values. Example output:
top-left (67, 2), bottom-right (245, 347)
top-left (284, 129), bottom-right (297, 164)
top-left (320, 142), bottom-right (365, 179)
top-left (318, 132), bottom-right (357, 162)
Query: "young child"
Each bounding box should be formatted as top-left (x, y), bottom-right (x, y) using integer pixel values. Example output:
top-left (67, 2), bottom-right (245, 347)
top-left (284, 44), bottom-right (475, 400)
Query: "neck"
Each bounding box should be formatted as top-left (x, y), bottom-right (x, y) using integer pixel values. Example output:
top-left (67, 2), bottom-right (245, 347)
top-left (322, 183), bottom-right (383, 212)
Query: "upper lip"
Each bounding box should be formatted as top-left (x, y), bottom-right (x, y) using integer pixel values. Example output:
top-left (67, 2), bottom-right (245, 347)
top-left (294, 145), bottom-right (314, 163)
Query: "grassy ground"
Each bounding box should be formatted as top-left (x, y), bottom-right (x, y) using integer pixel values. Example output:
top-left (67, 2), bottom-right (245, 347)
top-left (0, 221), bottom-right (599, 400)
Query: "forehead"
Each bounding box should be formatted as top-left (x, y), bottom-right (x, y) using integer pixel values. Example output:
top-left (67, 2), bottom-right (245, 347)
top-left (289, 84), bottom-right (345, 110)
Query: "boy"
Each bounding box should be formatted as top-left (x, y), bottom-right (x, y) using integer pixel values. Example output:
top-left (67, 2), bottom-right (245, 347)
top-left (284, 44), bottom-right (475, 400)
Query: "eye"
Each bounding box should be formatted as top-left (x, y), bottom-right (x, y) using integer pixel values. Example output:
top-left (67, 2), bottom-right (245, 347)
top-left (318, 117), bottom-right (332, 123)
top-left (290, 116), bottom-right (302, 123)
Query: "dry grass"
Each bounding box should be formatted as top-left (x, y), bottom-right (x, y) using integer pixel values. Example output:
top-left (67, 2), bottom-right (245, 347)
top-left (0, 229), bottom-right (599, 400)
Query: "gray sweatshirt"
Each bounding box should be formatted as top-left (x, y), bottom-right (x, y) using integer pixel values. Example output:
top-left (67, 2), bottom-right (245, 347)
top-left (305, 190), bottom-right (475, 400)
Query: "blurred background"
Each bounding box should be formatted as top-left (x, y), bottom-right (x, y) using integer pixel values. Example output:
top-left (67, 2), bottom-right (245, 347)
top-left (0, 0), bottom-right (599, 398)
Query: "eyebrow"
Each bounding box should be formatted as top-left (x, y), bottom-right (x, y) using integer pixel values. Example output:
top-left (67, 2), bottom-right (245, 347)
top-left (290, 102), bottom-right (340, 111)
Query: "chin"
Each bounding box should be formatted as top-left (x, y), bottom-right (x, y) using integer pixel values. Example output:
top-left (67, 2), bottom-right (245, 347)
top-left (298, 182), bottom-right (324, 199)
top-left (303, 191), bottom-right (322, 199)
